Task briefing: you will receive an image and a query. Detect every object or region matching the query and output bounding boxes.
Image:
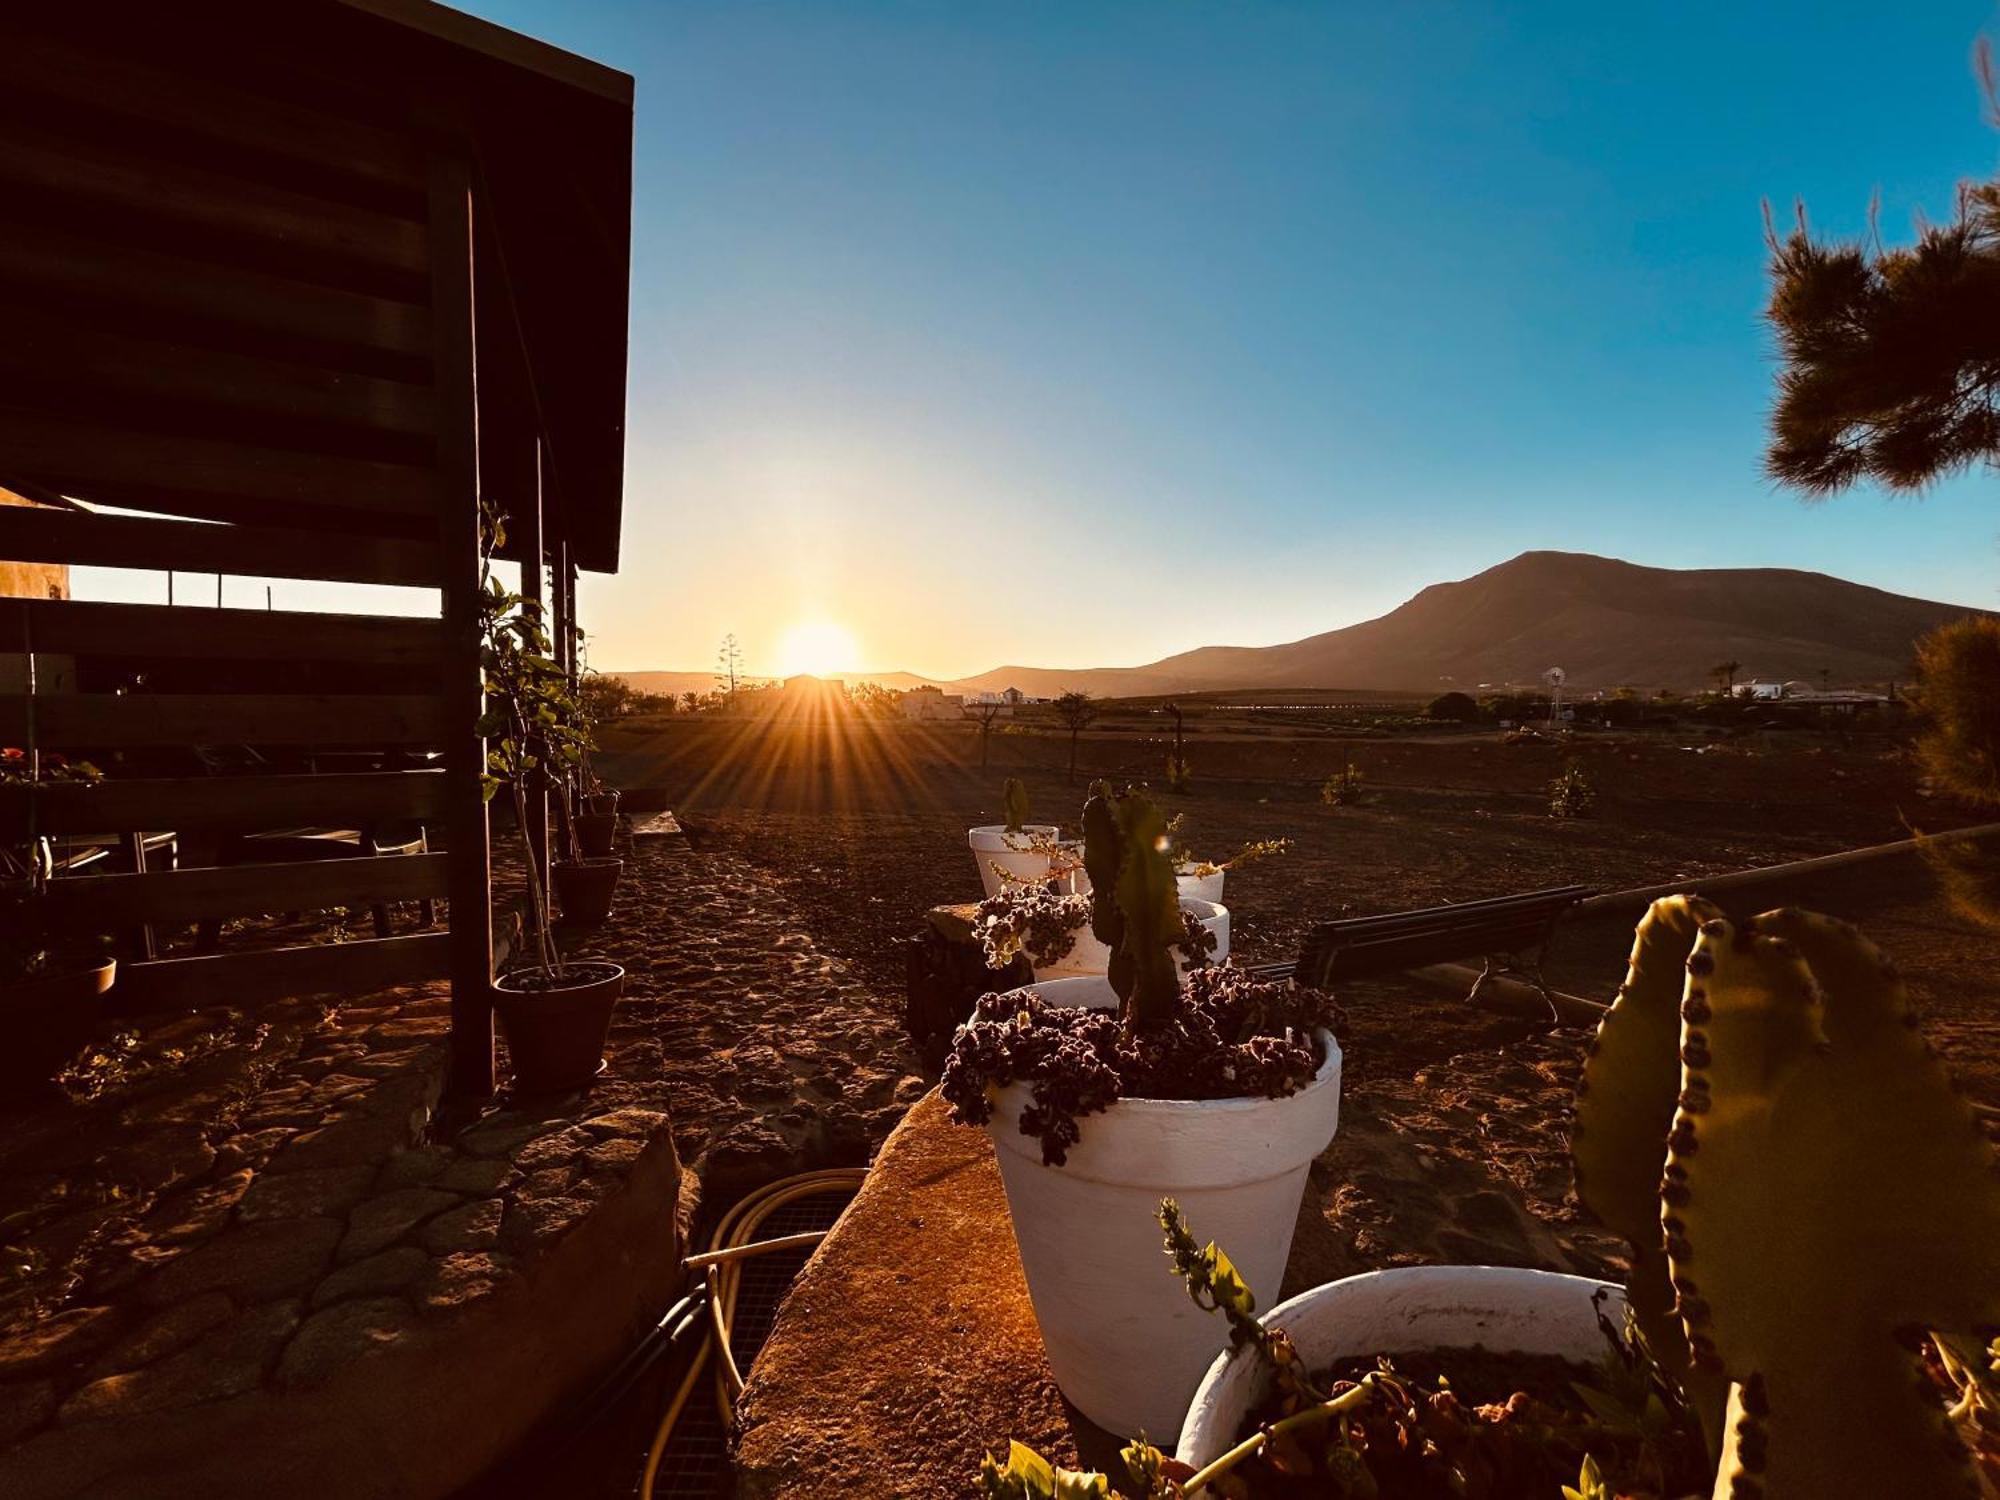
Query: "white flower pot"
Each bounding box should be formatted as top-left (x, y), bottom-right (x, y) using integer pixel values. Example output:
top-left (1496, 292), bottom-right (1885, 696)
top-left (1176, 866), bottom-right (1225, 904)
top-left (1028, 899), bottom-right (1229, 980)
top-left (1176, 1266), bottom-right (1628, 1467)
top-left (1059, 860), bottom-right (1221, 904)
top-left (968, 824), bottom-right (1062, 899)
top-left (985, 974), bottom-right (1343, 1441)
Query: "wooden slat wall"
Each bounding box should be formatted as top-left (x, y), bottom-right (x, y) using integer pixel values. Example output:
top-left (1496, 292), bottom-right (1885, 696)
top-left (0, 17), bottom-right (503, 1088)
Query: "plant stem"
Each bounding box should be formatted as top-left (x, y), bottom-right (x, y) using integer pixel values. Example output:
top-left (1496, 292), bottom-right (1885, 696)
top-left (1181, 1376), bottom-right (1381, 1495)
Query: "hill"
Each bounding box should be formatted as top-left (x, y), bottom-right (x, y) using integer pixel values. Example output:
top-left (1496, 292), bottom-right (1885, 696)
top-left (618, 552), bottom-right (1985, 700)
top-left (936, 552), bottom-right (1984, 696)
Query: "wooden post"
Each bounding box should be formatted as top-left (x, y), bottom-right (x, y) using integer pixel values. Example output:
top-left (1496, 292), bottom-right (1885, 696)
top-left (521, 440), bottom-right (549, 904)
top-left (428, 144), bottom-right (494, 1099)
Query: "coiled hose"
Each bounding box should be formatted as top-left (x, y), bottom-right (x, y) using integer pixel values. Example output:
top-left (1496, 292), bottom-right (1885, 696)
top-left (639, 1166), bottom-right (868, 1500)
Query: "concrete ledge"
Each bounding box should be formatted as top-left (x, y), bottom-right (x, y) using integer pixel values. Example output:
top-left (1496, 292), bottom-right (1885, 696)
top-left (733, 1094), bottom-right (1081, 1499)
top-left (0, 1130), bottom-right (681, 1499)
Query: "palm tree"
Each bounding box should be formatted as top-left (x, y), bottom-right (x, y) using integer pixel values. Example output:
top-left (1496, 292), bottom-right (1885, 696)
top-left (1710, 660), bottom-right (1742, 696)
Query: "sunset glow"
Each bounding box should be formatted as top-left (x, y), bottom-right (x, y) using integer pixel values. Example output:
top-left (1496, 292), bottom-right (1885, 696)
top-left (774, 620), bottom-right (860, 680)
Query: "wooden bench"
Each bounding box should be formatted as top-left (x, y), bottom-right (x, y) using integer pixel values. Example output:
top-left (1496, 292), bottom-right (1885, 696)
top-left (1253, 884), bottom-right (1593, 1018)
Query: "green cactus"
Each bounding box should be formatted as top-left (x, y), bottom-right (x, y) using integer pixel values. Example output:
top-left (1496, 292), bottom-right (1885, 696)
top-left (1002, 778), bottom-right (1031, 835)
top-left (1663, 909), bottom-right (2000, 1498)
top-left (1080, 787), bottom-right (1182, 1031)
top-left (1571, 894), bottom-right (1728, 1457)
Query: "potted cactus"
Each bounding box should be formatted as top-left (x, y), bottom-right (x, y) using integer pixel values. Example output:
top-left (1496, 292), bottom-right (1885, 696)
top-left (942, 786), bottom-right (1345, 1440)
top-left (476, 506), bottom-right (624, 1094)
top-left (982, 896), bottom-right (2000, 1496)
top-left (967, 778), bottom-right (1066, 899)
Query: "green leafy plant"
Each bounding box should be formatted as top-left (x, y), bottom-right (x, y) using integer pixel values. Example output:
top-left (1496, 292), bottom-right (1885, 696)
top-left (1548, 762), bottom-right (1595, 818)
top-left (1162, 755), bottom-right (1193, 794)
top-left (1319, 761), bottom-right (1365, 806)
top-left (476, 503), bottom-right (595, 977)
top-left (1165, 818), bottom-right (1290, 879)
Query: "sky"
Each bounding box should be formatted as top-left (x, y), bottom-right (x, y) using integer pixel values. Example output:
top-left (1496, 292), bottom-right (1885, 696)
top-left (77, 1), bottom-right (2000, 679)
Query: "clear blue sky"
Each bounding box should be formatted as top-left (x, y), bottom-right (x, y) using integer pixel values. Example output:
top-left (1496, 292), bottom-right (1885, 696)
top-left (463, 0), bottom-right (2000, 678)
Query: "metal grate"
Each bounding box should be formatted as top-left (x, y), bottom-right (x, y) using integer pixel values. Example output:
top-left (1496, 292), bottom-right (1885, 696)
top-left (640, 1187), bottom-right (854, 1499)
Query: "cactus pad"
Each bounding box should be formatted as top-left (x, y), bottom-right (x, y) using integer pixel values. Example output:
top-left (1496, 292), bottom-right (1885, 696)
top-left (1570, 893), bottom-right (1727, 1455)
top-left (1667, 909), bottom-right (2000, 1498)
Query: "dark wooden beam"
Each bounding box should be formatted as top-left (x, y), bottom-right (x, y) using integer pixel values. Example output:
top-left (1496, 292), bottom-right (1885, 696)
top-left (0, 414), bottom-right (435, 518)
top-left (45, 852), bottom-right (448, 926)
top-left (0, 694), bottom-right (443, 747)
top-left (429, 143), bottom-right (495, 1098)
top-left (0, 507), bottom-right (439, 589)
top-left (0, 770), bottom-right (447, 839)
top-left (0, 599), bottom-right (441, 665)
top-left (113, 932), bottom-right (450, 1015)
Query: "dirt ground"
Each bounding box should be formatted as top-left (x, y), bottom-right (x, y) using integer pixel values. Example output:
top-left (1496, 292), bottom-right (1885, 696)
top-left (599, 713), bottom-right (2000, 1286)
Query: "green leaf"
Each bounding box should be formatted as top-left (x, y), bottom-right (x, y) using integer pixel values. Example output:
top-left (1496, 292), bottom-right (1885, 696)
top-left (1208, 1244), bottom-right (1255, 1319)
top-left (1007, 1442), bottom-right (1056, 1497)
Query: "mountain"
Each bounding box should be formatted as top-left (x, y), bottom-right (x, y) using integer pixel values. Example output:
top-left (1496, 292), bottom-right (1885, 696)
top-left (935, 552), bottom-right (1983, 697)
top-left (618, 552), bottom-right (1986, 701)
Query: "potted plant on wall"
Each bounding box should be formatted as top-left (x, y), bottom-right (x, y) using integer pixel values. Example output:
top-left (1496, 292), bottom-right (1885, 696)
top-left (968, 778), bottom-right (1065, 898)
top-left (1, 750), bottom-right (115, 1098)
top-left (942, 785), bottom-right (1345, 1440)
top-left (980, 896), bottom-right (2000, 1496)
top-left (477, 510), bottom-right (624, 1093)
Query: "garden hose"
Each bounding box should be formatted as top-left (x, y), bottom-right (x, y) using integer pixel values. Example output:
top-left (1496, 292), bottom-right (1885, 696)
top-left (638, 1166), bottom-right (867, 1500)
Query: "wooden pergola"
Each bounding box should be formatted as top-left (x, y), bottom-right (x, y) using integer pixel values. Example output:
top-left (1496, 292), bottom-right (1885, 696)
top-left (0, 0), bottom-right (634, 1097)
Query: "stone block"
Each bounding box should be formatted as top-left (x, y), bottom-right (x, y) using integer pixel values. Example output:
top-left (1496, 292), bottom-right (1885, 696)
top-left (419, 1199), bottom-right (503, 1256)
top-left (276, 1298), bottom-right (419, 1391)
top-left (58, 1301), bottom-right (299, 1425)
top-left (237, 1166), bottom-right (377, 1224)
top-left (337, 1188), bottom-right (459, 1262)
top-left (141, 1218), bottom-right (342, 1307)
top-left (310, 1246), bottom-right (429, 1308)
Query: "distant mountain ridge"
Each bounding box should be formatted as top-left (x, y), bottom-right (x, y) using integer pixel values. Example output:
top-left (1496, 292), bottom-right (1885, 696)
top-left (619, 552), bottom-right (1986, 700)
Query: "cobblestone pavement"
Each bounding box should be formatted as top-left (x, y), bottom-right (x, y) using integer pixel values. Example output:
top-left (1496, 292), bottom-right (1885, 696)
top-left (0, 829), bottom-right (923, 1465)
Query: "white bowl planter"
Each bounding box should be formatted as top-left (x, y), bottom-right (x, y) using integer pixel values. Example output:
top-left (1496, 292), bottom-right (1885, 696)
top-left (1028, 898), bottom-right (1229, 980)
top-left (968, 824), bottom-right (1063, 899)
top-left (985, 974), bottom-right (1343, 1440)
top-left (1176, 1266), bottom-right (1628, 1468)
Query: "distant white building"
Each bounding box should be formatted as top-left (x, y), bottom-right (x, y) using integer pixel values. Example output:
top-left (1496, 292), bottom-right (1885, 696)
top-left (900, 685), bottom-right (965, 721)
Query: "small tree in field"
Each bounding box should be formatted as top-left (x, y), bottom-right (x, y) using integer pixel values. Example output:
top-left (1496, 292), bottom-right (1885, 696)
top-left (1052, 691), bottom-right (1096, 783)
top-left (1426, 691), bottom-right (1480, 723)
top-left (1710, 661), bottom-right (1741, 696)
top-left (975, 700), bottom-right (1004, 770)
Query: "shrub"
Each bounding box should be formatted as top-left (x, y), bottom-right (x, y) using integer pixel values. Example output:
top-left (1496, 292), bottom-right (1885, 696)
top-left (1163, 755), bottom-right (1193, 793)
top-left (1425, 691), bottom-right (1480, 723)
top-left (1320, 761), bottom-right (1365, 806)
top-left (1913, 615), bottom-right (2000, 808)
top-left (1549, 761), bottom-right (1596, 818)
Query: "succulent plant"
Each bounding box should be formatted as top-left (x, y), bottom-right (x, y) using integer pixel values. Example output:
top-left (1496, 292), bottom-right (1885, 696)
top-left (1572, 897), bottom-right (2000, 1497)
top-left (1003, 778), bottom-right (1032, 835)
top-left (1081, 788), bottom-right (1182, 1031)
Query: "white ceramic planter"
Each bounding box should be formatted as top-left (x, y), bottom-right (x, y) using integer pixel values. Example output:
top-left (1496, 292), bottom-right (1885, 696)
top-left (968, 824), bottom-right (1062, 899)
top-left (1176, 866), bottom-right (1225, 904)
top-left (986, 974), bottom-right (1343, 1440)
top-left (1028, 899), bottom-right (1230, 980)
top-left (1176, 1266), bottom-right (1628, 1467)
top-left (1062, 861), bottom-right (1222, 904)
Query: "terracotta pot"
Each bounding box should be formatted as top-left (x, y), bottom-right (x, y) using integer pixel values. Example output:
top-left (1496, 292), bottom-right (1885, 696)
top-left (984, 974), bottom-right (1343, 1439)
top-left (493, 960), bottom-right (624, 1095)
top-left (1177, 1267), bottom-right (1628, 1467)
top-left (584, 790), bottom-right (621, 818)
top-left (2, 958), bottom-right (115, 1095)
top-left (574, 812), bottom-right (618, 858)
top-left (553, 857), bottom-right (622, 927)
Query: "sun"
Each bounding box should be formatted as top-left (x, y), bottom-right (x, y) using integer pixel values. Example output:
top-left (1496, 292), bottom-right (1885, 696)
top-left (774, 619), bottom-right (860, 679)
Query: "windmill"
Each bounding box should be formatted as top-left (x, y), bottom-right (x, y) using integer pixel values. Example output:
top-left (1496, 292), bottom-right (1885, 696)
top-left (1544, 666), bottom-right (1566, 726)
